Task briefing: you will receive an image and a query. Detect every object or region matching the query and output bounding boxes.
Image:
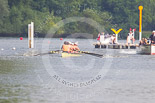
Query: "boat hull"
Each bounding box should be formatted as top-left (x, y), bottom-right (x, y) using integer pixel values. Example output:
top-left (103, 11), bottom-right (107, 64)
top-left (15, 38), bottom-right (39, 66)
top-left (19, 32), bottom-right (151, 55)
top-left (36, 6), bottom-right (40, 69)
top-left (61, 52), bottom-right (81, 57)
top-left (139, 44), bottom-right (155, 55)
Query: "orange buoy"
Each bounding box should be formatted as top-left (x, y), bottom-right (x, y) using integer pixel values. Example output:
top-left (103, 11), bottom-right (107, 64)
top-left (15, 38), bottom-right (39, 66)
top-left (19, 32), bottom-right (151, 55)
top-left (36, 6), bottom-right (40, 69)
top-left (60, 38), bottom-right (63, 40)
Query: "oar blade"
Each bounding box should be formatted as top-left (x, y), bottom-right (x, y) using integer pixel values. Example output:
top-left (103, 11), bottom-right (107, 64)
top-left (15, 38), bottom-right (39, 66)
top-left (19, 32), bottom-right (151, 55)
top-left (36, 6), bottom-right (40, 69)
top-left (81, 51), bottom-right (103, 58)
top-left (34, 50), bottom-right (61, 56)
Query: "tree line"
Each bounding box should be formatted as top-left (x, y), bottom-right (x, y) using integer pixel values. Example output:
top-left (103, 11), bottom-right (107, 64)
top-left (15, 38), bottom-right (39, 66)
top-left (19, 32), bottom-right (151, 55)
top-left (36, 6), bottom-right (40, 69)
top-left (0, 0), bottom-right (155, 39)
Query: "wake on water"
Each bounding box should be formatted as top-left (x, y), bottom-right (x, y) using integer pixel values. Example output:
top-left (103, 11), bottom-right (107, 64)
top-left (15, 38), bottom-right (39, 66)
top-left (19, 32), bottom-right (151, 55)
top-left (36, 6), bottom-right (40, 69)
top-left (23, 50), bottom-right (40, 56)
top-left (119, 50), bottom-right (137, 54)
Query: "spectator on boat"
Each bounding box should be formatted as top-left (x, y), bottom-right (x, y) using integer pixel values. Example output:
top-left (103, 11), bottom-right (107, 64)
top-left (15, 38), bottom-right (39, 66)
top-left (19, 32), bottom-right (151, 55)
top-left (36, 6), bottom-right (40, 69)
top-left (97, 33), bottom-right (101, 41)
top-left (111, 34), bottom-right (116, 44)
top-left (149, 31), bottom-right (155, 44)
top-left (139, 38), bottom-right (149, 45)
top-left (127, 30), bottom-right (134, 44)
top-left (61, 41), bottom-right (72, 52)
top-left (97, 32), bottom-right (113, 44)
top-left (99, 32), bottom-right (105, 44)
top-left (105, 33), bottom-right (110, 38)
top-left (144, 38), bottom-right (149, 45)
top-left (139, 38), bottom-right (144, 45)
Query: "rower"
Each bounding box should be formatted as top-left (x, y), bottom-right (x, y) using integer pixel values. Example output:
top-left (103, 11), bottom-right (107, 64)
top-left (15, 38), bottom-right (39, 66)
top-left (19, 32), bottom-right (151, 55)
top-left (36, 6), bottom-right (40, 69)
top-left (61, 41), bottom-right (71, 52)
top-left (149, 31), bottom-right (155, 44)
top-left (73, 42), bottom-right (80, 52)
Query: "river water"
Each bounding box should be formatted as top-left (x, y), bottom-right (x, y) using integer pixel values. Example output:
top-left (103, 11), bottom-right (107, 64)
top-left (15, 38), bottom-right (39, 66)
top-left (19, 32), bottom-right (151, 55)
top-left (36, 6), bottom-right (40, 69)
top-left (0, 37), bottom-right (155, 103)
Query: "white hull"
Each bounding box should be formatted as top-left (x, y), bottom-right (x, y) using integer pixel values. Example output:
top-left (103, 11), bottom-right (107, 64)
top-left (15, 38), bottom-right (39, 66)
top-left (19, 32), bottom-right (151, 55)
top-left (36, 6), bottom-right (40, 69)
top-left (139, 44), bottom-right (155, 55)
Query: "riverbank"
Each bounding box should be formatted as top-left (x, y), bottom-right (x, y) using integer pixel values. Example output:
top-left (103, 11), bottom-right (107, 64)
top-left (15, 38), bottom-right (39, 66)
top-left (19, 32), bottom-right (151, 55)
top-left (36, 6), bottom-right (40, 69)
top-left (0, 31), bottom-right (152, 39)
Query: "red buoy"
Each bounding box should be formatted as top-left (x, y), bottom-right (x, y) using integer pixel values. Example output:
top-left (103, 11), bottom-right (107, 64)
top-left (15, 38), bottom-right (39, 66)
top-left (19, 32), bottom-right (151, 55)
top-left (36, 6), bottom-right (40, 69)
top-left (20, 37), bottom-right (23, 40)
top-left (48, 41), bottom-right (51, 44)
top-left (60, 38), bottom-right (63, 40)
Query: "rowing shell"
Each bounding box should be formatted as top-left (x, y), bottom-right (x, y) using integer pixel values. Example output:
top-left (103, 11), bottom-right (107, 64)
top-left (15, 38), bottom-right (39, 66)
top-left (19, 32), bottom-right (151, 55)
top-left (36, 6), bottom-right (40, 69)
top-left (61, 52), bottom-right (81, 58)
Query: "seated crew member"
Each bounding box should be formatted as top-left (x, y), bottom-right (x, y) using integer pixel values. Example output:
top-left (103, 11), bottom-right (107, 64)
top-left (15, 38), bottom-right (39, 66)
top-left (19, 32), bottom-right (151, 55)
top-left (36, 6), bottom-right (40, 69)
top-left (61, 41), bottom-right (71, 52)
top-left (69, 42), bottom-right (74, 53)
top-left (73, 42), bottom-right (80, 53)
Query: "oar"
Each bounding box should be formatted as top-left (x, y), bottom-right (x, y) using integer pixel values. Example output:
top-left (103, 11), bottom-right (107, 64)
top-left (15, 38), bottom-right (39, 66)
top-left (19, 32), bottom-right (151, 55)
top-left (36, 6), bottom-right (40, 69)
top-left (34, 50), bottom-right (61, 56)
top-left (80, 51), bottom-right (103, 58)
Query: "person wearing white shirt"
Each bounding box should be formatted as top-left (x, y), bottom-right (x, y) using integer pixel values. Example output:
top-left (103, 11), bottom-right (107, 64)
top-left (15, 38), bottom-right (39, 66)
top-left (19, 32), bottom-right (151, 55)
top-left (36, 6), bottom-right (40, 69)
top-left (127, 31), bottom-right (134, 44)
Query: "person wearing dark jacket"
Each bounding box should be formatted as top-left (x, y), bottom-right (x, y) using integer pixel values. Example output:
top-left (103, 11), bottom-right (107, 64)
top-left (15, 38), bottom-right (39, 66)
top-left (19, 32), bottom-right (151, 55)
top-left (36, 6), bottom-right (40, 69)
top-left (149, 31), bottom-right (155, 44)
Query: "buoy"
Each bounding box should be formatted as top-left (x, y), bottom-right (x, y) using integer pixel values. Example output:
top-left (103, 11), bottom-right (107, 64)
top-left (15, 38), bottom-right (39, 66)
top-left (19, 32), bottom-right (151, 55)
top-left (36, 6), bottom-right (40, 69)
top-left (60, 38), bottom-right (63, 40)
top-left (20, 37), bottom-right (23, 40)
top-left (12, 47), bottom-right (16, 50)
top-left (1, 48), bottom-right (4, 51)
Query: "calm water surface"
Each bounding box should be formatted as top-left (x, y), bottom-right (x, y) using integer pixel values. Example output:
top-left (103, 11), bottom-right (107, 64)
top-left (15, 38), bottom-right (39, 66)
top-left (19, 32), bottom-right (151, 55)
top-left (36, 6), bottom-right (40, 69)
top-left (0, 37), bottom-right (155, 103)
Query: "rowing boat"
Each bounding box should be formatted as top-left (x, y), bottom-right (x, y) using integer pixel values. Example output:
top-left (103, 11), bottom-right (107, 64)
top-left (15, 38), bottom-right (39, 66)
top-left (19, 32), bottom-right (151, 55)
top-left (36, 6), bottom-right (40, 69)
top-left (61, 52), bottom-right (81, 57)
top-left (139, 44), bottom-right (155, 55)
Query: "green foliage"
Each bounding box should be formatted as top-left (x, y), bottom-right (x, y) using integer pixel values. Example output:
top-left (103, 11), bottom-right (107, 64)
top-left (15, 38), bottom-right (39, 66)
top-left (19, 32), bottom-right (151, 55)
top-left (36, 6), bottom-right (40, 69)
top-left (0, 0), bottom-right (9, 19)
top-left (142, 31), bottom-right (152, 38)
top-left (0, 0), bottom-right (155, 38)
top-left (0, 0), bottom-right (9, 33)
